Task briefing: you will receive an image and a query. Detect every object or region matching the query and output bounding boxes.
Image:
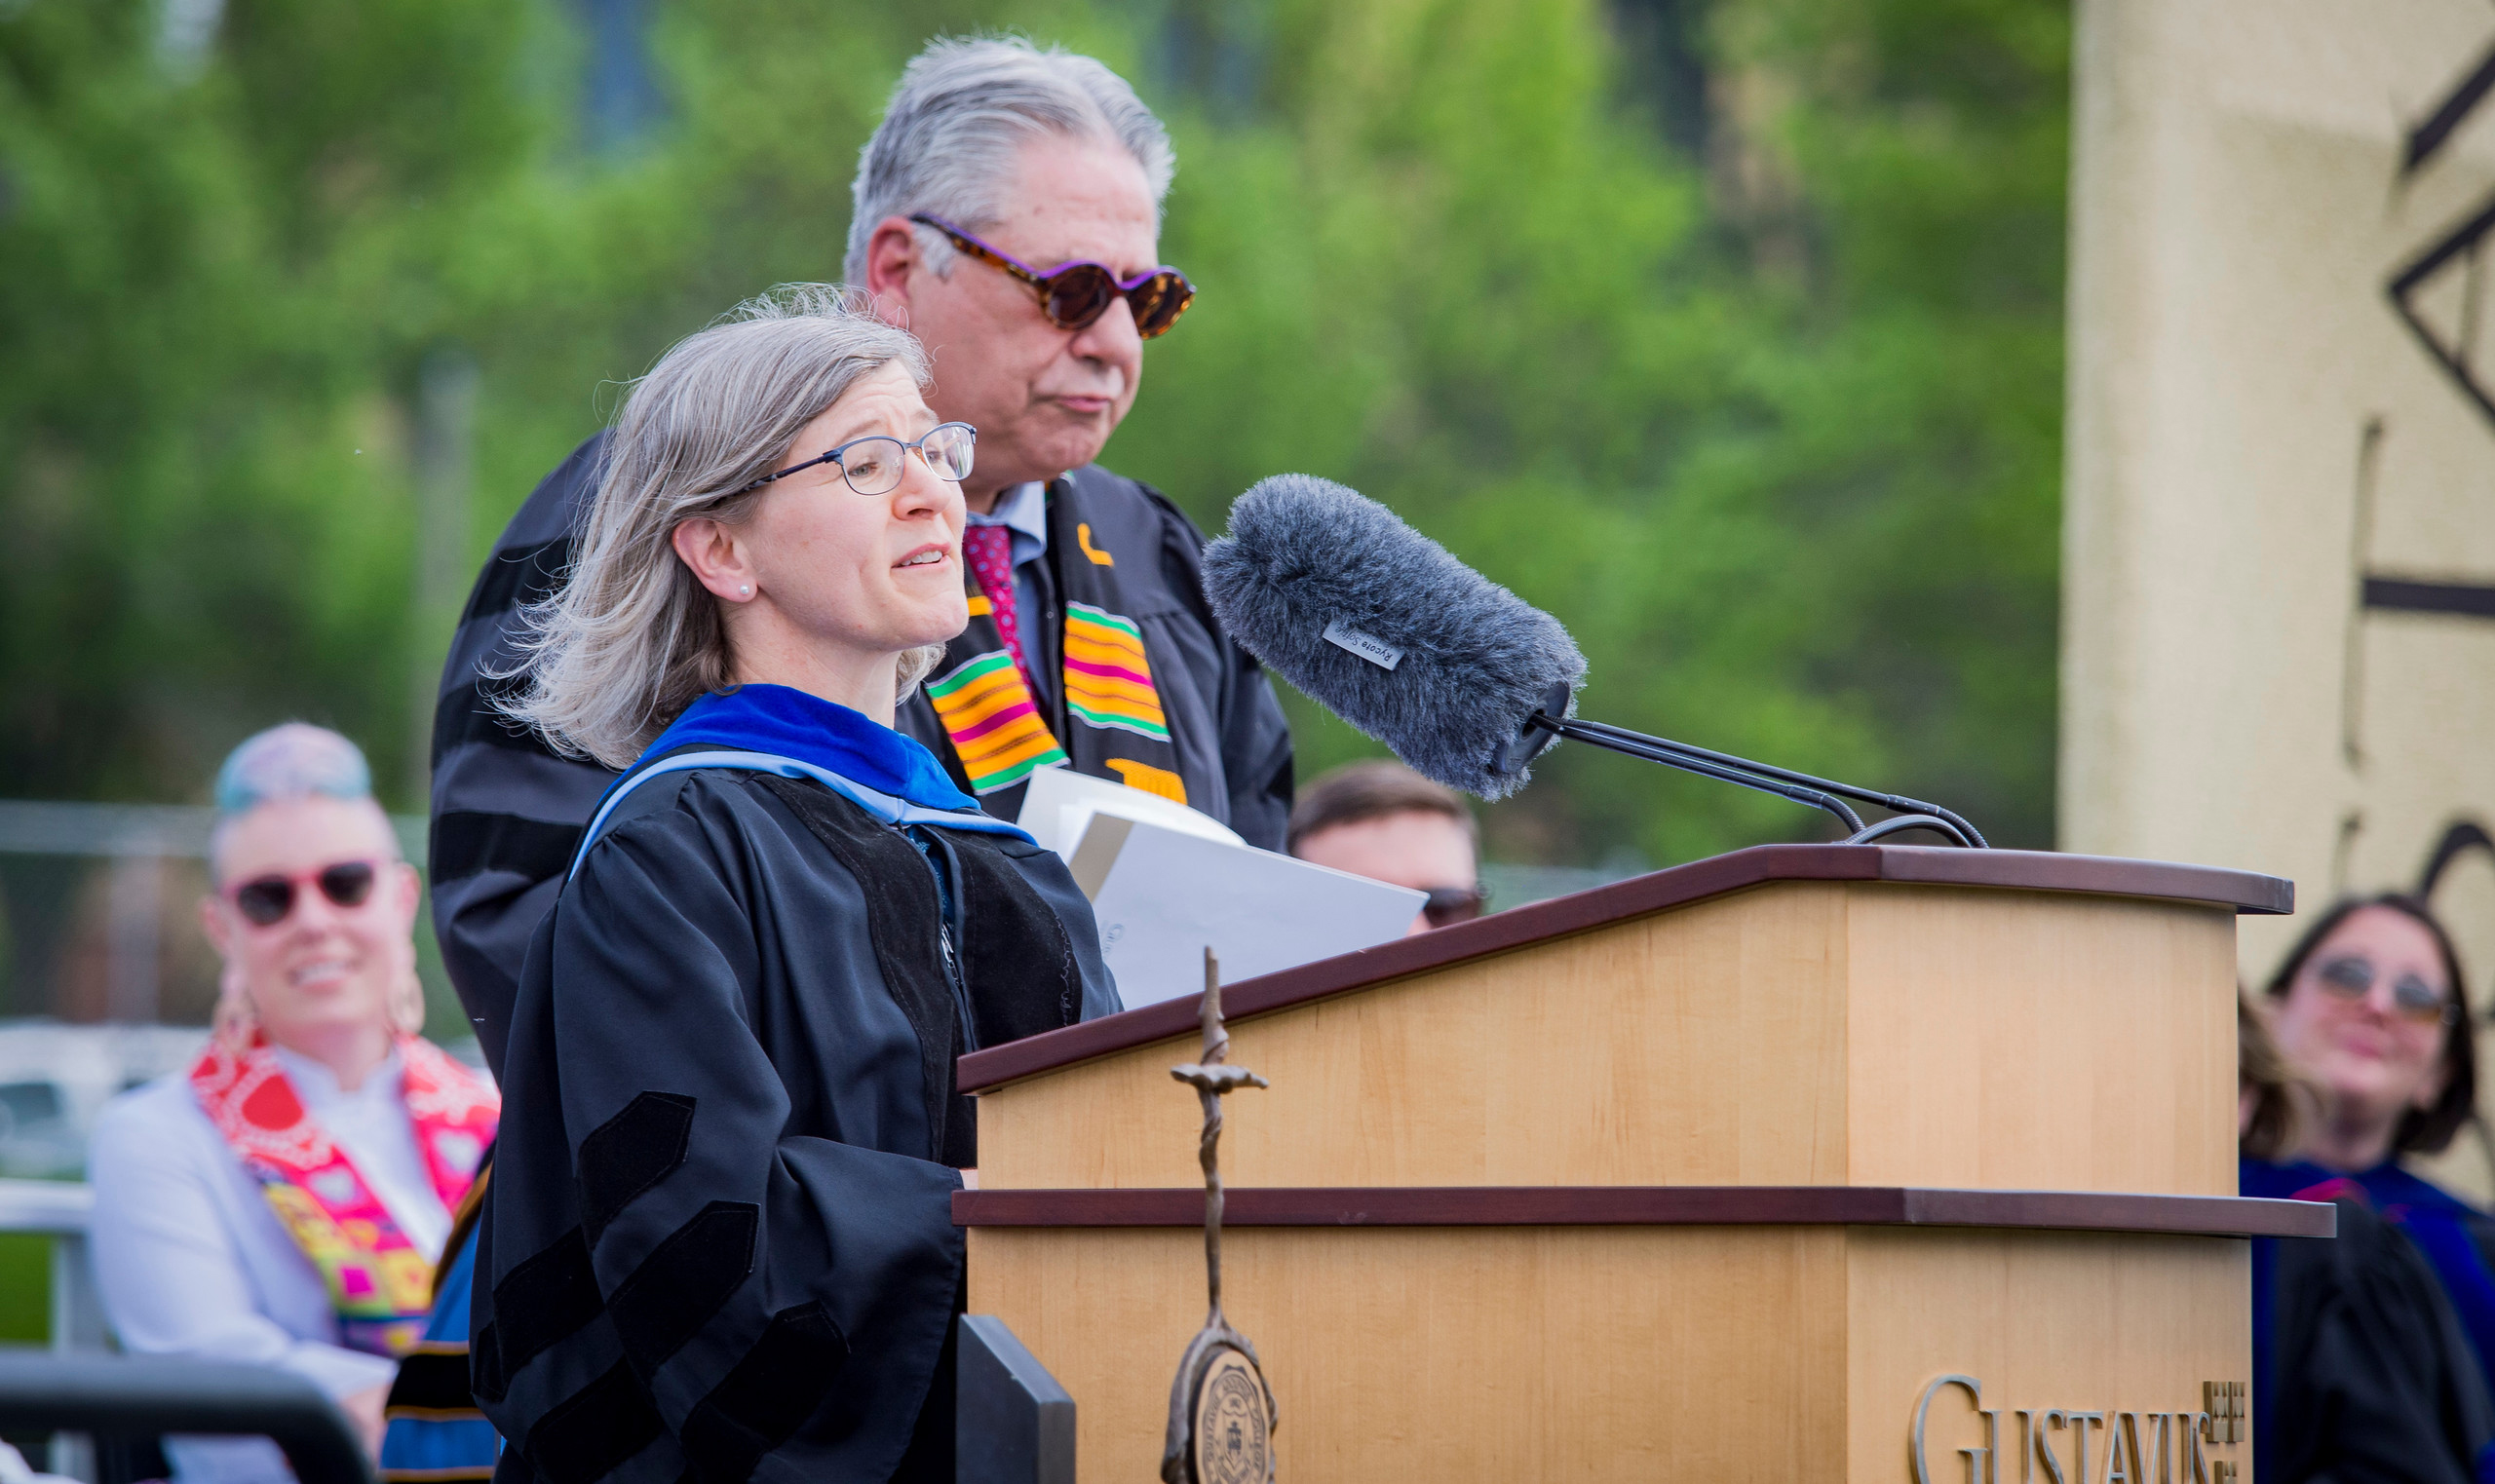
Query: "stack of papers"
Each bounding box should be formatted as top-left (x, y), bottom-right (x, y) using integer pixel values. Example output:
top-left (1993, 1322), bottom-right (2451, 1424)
top-left (1017, 764), bottom-right (1246, 856)
top-left (1017, 768), bottom-right (1427, 1008)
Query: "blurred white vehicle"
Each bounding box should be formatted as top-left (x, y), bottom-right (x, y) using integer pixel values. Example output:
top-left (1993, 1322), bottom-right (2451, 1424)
top-left (0, 1019), bottom-right (485, 1179)
top-left (0, 1021), bottom-right (211, 1179)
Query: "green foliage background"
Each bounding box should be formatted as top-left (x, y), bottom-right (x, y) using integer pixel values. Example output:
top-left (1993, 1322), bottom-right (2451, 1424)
top-left (0, 0), bottom-right (2068, 867)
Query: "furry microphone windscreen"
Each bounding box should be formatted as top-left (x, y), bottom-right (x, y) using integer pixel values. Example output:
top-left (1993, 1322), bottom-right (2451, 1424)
top-left (1202, 474), bottom-right (1587, 800)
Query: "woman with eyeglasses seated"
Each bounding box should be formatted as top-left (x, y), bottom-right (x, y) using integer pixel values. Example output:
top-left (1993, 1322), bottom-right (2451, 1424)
top-left (472, 285), bottom-right (1118, 1482)
top-left (2252, 894), bottom-right (2495, 1404)
top-left (87, 724), bottom-right (499, 1482)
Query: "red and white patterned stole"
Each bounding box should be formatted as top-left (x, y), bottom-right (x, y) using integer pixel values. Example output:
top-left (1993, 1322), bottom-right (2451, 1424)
top-left (189, 1033), bottom-right (498, 1357)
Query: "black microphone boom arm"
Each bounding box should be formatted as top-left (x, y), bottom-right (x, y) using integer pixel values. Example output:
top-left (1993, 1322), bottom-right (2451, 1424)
top-left (1495, 688), bottom-right (1986, 849)
top-left (1546, 720), bottom-right (1868, 836)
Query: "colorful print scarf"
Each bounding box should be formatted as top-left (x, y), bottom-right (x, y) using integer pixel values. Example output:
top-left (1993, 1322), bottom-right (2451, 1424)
top-left (924, 481), bottom-right (1189, 803)
top-left (190, 1033), bottom-right (500, 1357)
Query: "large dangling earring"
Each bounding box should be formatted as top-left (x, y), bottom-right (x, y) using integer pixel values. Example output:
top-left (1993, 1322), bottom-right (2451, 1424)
top-left (388, 965), bottom-right (428, 1038)
top-left (211, 961), bottom-right (260, 1050)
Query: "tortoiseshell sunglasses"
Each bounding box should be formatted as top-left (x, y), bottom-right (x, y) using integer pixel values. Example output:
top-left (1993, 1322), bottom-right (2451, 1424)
top-left (910, 213), bottom-right (1197, 339)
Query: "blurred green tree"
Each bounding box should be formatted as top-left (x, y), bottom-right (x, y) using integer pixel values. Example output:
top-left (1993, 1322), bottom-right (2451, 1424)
top-left (1113, 0), bottom-right (2067, 862)
top-left (0, 0), bottom-right (560, 802)
top-left (0, 0), bottom-right (2065, 873)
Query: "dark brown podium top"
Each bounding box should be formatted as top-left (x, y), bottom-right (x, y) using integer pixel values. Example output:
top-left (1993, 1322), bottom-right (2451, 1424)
top-left (960, 842), bottom-right (2292, 1094)
top-left (953, 1185), bottom-right (2336, 1238)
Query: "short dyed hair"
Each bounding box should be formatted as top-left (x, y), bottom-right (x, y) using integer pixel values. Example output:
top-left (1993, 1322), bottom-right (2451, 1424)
top-left (210, 723), bottom-right (391, 873)
top-left (1286, 759), bottom-right (1476, 857)
top-left (2264, 893), bottom-right (2478, 1157)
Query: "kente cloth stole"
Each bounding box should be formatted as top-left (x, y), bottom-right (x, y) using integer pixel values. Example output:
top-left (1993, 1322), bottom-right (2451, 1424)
top-left (189, 1034), bottom-right (500, 1357)
top-left (924, 483), bottom-right (1188, 802)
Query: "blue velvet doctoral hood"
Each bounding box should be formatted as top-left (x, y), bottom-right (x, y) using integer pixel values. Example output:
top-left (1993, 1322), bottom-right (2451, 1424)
top-left (571, 684), bottom-right (1032, 881)
top-left (639, 684), bottom-right (977, 813)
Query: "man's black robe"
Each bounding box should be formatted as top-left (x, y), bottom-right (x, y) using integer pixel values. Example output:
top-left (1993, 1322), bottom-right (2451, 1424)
top-left (471, 767), bottom-right (1118, 1484)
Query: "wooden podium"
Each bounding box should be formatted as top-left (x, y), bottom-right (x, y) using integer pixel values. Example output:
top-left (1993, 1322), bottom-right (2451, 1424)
top-left (954, 844), bottom-right (2330, 1480)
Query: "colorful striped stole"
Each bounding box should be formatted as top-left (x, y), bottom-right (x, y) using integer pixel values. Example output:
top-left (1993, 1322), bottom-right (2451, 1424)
top-left (1062, 602), bottom-right (1171, 741)
top-left (925, 650), bottom-right (1071, 794)
top-left (927, 605), bottom-right (1186, 799)
top-left (917, 476), bottom-right (1193, 805)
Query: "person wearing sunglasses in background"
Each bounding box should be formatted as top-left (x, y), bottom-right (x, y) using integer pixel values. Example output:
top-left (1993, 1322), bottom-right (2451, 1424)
top-left (1286, 760), bottom-right (1488, 935)
top-left (2253, 894), bottom-right (2495, 1417)
top-left (86, 724), bottom-right (498, 1483)
top-left (427, 35), bottom-right (1293, 1083)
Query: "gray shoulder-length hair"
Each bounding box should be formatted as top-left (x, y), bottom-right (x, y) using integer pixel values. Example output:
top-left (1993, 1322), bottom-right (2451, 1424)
top-left (499, 285), bottom-right (945, 769)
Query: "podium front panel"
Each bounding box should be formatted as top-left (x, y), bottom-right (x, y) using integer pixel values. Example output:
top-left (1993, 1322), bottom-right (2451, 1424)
top-left (964, 1218), bottom-right (2257, 1481)
top-left (977, 882), bottom-right (2238, 1196)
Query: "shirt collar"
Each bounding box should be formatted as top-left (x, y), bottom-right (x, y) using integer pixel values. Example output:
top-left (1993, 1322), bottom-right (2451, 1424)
top-left (270, 1043), bottom-right (403, 1109)
top-left (966, 480), bottom-right (1049, 551)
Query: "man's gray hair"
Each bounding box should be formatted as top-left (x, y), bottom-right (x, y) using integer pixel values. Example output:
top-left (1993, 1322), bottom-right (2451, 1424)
top-left (844, 36), bottom-right (1175, 284)
top-left (499, 285), bottom-right (940, 769)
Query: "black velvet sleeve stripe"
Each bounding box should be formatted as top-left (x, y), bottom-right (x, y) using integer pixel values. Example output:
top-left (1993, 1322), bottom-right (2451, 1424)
top-left (486, 1229), bottom-right (603, 1389)
top-left (433, 811), bottom-right (586, 889)
top-left (577, 1093), bottom-right (697, 1247)
top-left (606, 1200), bottom-right (757, 1373)
top-left (674, 1302), bottom-right (851, 1484)
top-left (432, 679), bottom-right (562, 761)
top-left (461, 536), bottom-right (575, 627)
top-left (470, 1321), bottom-right (506, 1404)
top-left (387, 1349), bottom-right (482, 1415)
top-left (521, 1360), bottom-right (666, 1484)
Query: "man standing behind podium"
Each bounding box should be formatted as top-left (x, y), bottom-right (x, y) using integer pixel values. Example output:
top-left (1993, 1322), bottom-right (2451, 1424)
top-left (428, 38), bottom-right (1294, 1073)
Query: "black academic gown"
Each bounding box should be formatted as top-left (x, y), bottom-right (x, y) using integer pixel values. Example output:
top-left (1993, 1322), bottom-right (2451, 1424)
top-left (2251, 1172), bottom-right (2495, 1484)
top-left (471, 767), bottom-right (1119, 1484)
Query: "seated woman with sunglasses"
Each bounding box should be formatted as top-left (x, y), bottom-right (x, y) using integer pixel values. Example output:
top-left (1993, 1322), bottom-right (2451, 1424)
top-left (87, 723), bottom-right (499, 1482)
top-left (2252, 894), bottom-right (2495, 1402)
top-left (472, 286), bottom-right (1117, 1482)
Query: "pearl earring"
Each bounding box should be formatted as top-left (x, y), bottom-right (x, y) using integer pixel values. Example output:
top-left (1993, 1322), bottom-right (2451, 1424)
top-left (739, 585), bottom-right (751, 596)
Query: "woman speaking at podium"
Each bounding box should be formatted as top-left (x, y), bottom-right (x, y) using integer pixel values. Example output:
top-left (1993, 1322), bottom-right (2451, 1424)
top-left (470, 286), bottom-right (1119, 1482)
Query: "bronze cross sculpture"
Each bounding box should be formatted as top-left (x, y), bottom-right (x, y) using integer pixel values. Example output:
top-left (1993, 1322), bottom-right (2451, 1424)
top-left (1162, 948), bottom-right (1279, 1484)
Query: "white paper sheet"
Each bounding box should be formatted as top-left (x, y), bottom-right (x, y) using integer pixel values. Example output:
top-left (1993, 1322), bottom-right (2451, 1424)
top-left (1067, 817), bottom-right (1427, 1007)
top-left (1014, 763), bottom-right (1245, 861)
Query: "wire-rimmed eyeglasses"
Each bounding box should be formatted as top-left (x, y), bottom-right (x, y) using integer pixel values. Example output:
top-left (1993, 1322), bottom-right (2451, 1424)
top-left (733, 422), bottom-right (977, 498)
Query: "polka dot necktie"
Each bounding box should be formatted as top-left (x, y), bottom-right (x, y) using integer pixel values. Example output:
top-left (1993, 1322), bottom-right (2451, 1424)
top-left (961, 524), bottom-right (1034, 693)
